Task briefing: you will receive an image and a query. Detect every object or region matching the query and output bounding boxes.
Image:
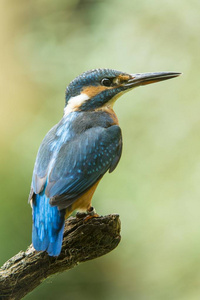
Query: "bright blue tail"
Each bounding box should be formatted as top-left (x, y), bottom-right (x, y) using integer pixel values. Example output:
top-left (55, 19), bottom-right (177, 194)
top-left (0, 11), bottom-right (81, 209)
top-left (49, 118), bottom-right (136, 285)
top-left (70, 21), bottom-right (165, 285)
top-left (32, 190), bottom-right (65, 256)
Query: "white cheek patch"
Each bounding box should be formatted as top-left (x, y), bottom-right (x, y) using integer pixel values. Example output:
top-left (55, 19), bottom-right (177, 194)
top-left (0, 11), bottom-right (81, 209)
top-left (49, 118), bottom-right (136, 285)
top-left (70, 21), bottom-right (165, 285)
top-left (64, 93), bottom-right (90, 116)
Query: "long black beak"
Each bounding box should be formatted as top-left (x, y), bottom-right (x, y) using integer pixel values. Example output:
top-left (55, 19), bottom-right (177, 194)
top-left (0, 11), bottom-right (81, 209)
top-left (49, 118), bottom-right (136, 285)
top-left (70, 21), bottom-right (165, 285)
top-left (125, 72), bottom-right (181, 88)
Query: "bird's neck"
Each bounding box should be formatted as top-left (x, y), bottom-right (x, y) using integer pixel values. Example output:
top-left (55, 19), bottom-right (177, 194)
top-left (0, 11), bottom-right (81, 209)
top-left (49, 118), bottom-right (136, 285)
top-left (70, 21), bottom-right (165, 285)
top-left (63, 100), bottom-right (119, 126)
top-left (95, 106), bottom-right (119, 125)
top-left (61, 108), bottom-right (119, 137)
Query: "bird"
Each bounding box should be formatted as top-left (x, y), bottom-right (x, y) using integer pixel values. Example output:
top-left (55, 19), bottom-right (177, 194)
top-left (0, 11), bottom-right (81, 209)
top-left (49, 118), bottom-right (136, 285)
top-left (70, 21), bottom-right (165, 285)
top-left (28, 68), bottom-right (181, 256)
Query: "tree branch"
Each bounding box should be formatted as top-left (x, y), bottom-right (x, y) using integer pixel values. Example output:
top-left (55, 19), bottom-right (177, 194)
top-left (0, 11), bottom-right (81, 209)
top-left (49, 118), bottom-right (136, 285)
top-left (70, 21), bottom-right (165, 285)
top-left (0, 214), bottom-right (121, 300)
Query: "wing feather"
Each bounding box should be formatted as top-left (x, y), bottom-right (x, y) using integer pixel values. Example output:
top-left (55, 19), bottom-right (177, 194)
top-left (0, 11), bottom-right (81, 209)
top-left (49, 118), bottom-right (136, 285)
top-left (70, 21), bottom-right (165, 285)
top-left (46, 125), bottom-right (122, 208)
top-left (31, 125), bottom-right (58, 195)
top-left (30, 121), bottom-right (122, 210)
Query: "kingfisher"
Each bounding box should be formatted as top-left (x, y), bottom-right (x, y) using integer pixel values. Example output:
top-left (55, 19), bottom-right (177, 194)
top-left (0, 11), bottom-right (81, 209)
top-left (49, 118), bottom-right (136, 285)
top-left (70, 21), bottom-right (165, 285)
top-left (28, 68), bottom-right (181, 256)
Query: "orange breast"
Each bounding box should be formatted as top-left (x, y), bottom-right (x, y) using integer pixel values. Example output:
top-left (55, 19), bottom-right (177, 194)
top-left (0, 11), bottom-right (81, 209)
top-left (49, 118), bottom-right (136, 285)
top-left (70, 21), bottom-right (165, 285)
top-left (65, 179), bottom-right (101, 218)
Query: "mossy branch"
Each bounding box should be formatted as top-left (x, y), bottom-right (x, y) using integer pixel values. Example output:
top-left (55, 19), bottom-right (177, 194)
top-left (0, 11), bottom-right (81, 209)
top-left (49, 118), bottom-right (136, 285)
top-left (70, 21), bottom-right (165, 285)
top-left (0, 214), bottom-right (121, 300)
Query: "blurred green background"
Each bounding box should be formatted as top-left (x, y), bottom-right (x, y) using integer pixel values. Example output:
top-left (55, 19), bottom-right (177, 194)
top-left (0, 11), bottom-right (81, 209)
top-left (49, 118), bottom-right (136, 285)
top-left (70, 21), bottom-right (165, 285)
top-left (1, 0), bottom-right (200, 299)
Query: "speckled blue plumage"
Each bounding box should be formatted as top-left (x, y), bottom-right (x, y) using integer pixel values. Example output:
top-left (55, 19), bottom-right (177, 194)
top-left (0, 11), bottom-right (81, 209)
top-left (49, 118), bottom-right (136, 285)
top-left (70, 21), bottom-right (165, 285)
top-left (30, 110), bottom-right (122, 256)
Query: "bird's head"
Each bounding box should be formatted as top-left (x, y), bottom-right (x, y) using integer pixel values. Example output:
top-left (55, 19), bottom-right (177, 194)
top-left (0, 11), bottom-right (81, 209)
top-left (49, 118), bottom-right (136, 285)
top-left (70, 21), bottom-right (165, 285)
top-left (64, 68), bottom-right (181, 114)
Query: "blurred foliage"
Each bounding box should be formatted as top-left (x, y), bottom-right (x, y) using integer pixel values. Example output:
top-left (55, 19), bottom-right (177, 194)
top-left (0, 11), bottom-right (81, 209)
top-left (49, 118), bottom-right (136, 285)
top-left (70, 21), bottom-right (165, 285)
top-left (1, 0), bottom-right (200, 299)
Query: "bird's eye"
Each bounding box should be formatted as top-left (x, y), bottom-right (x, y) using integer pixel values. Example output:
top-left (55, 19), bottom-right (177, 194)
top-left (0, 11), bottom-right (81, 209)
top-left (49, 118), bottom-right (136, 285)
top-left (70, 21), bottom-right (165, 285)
top-left (101, 78), bottom-right (112, 87)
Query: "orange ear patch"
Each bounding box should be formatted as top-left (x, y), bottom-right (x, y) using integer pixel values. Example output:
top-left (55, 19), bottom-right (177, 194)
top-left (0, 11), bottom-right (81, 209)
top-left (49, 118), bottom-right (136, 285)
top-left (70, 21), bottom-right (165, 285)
top-left (82, 85), bottom-right (112, 98)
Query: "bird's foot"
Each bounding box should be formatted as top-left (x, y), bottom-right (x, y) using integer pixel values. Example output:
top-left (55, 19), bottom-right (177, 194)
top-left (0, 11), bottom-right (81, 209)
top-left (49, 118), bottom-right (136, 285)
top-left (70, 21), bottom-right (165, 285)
top-left (76, 211), bottom-right (88, 219)
top-left (84, 206), bottom-right (99, 222)
top-left (76, 207), bottom-right (99, 220)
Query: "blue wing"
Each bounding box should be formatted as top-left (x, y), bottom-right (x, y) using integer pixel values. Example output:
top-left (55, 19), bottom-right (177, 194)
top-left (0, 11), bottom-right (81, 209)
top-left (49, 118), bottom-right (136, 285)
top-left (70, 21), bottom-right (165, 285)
top-left (30, 124), bottom-right (58, 197)
top-left (30, 121), bottom-right (121, 256)
top-left (46, 125), bottom-right (122, 209)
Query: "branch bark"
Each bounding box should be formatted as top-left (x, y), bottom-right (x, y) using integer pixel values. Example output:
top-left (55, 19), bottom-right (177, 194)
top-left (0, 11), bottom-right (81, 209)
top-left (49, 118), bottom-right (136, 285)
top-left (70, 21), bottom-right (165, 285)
top-left (0, 214), bottom-right (121, 300)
